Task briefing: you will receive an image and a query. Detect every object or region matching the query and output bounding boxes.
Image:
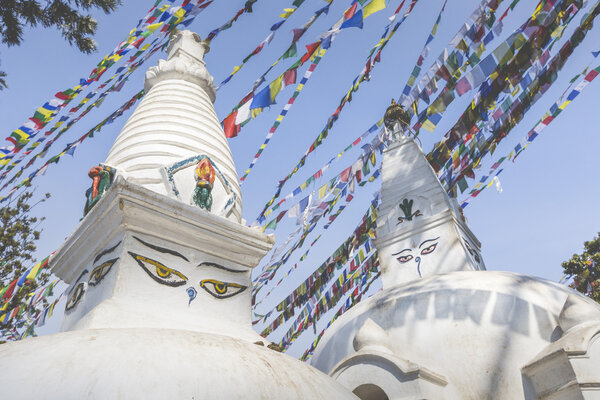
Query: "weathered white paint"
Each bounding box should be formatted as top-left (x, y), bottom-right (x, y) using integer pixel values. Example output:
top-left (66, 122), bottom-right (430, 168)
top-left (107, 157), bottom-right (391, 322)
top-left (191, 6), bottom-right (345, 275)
top-left (375, 135), bottom-right (484, 288)
top-left (312, 271), bottom-right (600, 399)
top-left (0, 328), bottom-right (356, 400)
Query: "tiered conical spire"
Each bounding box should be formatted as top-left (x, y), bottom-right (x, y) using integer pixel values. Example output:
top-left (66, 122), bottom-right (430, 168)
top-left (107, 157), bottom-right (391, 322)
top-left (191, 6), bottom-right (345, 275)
top-left (104, 30), bottom-right (242, 222)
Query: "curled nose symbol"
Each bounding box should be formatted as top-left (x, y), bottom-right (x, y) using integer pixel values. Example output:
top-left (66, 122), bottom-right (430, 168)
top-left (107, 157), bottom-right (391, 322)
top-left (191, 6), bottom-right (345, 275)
top-left (415, 256), bottom-right (421, 263)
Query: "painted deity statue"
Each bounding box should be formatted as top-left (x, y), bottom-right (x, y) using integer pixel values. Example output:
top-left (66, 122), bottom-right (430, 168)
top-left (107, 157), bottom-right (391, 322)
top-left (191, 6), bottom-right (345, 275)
top-left (84, 164), bottom-right (115, 215)
top-left (193, 157), bottom-right (215, 211)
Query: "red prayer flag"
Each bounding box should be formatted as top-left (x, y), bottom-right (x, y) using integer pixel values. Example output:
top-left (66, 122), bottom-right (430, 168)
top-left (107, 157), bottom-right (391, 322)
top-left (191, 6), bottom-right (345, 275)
top-left (344, 3), bottom-right (357, 19)
top-left (301, 42), bottom-right (320, 63)
top-left (222, 111), bottom-right (240, 138)
top-left (284, 68), bottom-right (297, 86)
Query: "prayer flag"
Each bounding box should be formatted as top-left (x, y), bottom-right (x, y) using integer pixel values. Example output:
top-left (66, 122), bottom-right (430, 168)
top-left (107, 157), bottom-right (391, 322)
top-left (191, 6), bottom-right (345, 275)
top-left (363, 0), bottom-right (385, 19)
top-left (340, 9), bottom-right (363, 29)
top-left (251, 86), bottom-right (273, 109)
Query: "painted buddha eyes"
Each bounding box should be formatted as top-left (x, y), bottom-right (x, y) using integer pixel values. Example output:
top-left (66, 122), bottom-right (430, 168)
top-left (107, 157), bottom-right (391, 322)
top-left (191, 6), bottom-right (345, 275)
top-left (128, 252), bottom-right (188, 287)
top-left (88, 258), bottom-right (119, 286)
top-left (393, 237), bottom-right (440, 266)
top-left (420, 243), bottom-right (437, 255)
top-left (66, 282), bottom-right (87, 312)
top-left (397, 254), bottom-right (413, 263)
top-left (200, 279), bottom-right (247, 299)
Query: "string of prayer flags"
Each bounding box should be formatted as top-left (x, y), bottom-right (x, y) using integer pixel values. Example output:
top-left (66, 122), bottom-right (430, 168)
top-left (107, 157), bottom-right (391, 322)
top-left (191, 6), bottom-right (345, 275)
top-left (256, 0), bottom-right (418, 221)
top-left (427, 0), bottom-right (593, 173)
top-left (435, 1), bottom-right (600, 189)
top-left (256, 199), bottom-right (378, 322)
top-left (267, 245), bottom-right (379, 348)
top-left (259, 126), bottom-right (384, 224)
top-left (399, 0), bottom-right (448, 98)
top-left (217, 0), bottom-right (330, 89)
top-left (239, 49), bottom-right (328, 183)
top-left (299, 270), bottom-right (380, 360)
top-left (399, 0), bottom-right (506, 110)
top-left (221, 1), bottom-right (333, 93)
top-left (222, 39), bottom-right (323, 138)
top-left (434, 1), bottom-right (587, 184)
top-left (0, 91), bottom-right (145, 203)
top-left (260, 132), bottom-right (384, 230)
top-left (0, 0), bottom-right (212, 187)
top-left (253, 174), bottom-right (381, 307)
top-left (222, 0), bottom-right (375, 139)
top-left (279, 253), bottom-right (380, 350)
top-left (0, 39), bottom-right (163, 186)
top-left (205, 0), bottom-right (259, 43)
top-left (458, 62), bottom-right (600, 207)
top-left (0, 0), bottom-right (202, 168)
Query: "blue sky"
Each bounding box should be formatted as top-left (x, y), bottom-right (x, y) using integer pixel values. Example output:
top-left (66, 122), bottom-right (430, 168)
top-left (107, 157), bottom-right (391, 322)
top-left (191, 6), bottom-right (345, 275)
top-left (1, 0), bottom-right (599, 351)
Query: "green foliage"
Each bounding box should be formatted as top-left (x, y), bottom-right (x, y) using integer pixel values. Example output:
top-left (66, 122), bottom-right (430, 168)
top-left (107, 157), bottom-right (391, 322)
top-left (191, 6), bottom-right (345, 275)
top-left (0, 190), bottom-right (51, 336)
top-left (0, 0), bottom-right (122, 89)
top-left (562, 232), bottom-right (600, 303)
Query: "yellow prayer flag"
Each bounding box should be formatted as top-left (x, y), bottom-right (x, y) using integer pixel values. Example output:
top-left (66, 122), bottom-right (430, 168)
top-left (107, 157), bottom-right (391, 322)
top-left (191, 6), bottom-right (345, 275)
top-left (363, 0), bottom-right (386, 19)
top-left (26, 261), bottom-right (42, 281)
top-left (280, 8), bottom-right (296, 18)
top-left (270, 75), bottom-right (283, 103)
top-left (251, 108), bottom-right (263, 118)
top-left (421, 119), bottom-right (437, 132)
top-left (147, 23), bottom-right (163, 33)
top-left (559, 100), bottom-right (571, 110)
top-left (318, 184), bottom-right (328, 199)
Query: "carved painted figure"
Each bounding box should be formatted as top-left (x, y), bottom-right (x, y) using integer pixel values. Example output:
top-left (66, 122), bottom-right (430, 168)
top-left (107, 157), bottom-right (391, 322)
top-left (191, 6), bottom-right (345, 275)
top-left (193, 158), bottom-right (215, 211)
top-left (397, 198), bottom-right (423, 224)
top-left (84, 165), bottom-right (115, 215)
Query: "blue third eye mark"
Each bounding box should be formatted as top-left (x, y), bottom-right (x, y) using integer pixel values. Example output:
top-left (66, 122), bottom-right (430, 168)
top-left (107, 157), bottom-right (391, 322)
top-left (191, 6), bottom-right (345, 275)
top-left (186, 287), bottom-right (197, 306)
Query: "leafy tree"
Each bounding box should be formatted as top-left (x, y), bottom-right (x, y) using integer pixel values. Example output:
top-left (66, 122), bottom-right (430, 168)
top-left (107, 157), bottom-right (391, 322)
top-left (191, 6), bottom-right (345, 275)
top-left (0, 190), bottom-right (51, 339)
top-left (562, 233), bottom-right (600, 303)
top-left (0, 0), bottom-right (122, 89)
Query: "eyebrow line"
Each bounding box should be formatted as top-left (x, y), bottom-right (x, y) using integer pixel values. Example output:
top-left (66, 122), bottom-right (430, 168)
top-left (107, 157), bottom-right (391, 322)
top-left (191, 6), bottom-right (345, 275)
top-left (419, 237), bottom-right (440, 248)
top-left (133, 236), bottom-right (189, 261)
top-left (69, 269), bottom-right (89, 294)
top-left (392, 248), bottom-right (411, 256)
top-left (197, 262), bottom-right (245, 273)
top-left (93, 241), bottom-right (122, 264)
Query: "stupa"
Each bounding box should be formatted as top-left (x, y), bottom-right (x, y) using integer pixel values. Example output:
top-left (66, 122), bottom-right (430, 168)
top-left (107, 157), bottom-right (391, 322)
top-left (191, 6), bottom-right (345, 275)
top-left (0, 30), bottom-right (357, 399)
top-left (310, 119), bottom-right (600, 399)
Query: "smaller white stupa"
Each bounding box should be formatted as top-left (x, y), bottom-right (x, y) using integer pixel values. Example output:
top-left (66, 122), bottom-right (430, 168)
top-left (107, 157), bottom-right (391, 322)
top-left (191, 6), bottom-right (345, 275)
top-left (310, 121), bottom-right (600, 399)
top-left (0, 30), bottom-right (357, 400)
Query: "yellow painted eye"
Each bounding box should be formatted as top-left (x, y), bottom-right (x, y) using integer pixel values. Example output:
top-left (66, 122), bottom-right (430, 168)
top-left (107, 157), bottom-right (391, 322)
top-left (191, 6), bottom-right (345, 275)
top-left (65, 282), bottom-right (86, 312)
top-left (128, 252), bottom-right (188, 287)
top-left (200, 279), bottom-right (247, 299)
top-left (156, 265), bottom-right (171, 278)
top-left (88, 258), bottom-right (118, 286)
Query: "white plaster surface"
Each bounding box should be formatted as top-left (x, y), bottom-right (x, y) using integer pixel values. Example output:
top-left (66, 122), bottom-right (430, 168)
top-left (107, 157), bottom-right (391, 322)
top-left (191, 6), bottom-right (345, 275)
top-left (375, 135), bottom-right (484, 288)
top-left (0, 328), bottom-right (358, 399)
top-left (311, 271), bottom-right (600, 399)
